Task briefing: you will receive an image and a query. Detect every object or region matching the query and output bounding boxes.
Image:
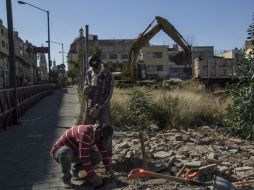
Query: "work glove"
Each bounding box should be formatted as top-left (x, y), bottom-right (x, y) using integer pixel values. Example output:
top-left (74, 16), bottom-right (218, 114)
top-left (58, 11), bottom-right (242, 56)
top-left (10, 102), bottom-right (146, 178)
top-left (83, 85), bottom-right (92, 95)
top-left (89, 106), bottom-right (100, 119)
top-left (89, 174), bottom-right (103, 188)
top-left (105, 169), bottom-right (114, 178)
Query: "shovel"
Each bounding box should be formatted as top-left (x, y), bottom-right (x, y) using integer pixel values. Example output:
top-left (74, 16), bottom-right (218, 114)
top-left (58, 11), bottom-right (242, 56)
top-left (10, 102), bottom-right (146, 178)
top-left (128, 168), bottom-right (239, 190)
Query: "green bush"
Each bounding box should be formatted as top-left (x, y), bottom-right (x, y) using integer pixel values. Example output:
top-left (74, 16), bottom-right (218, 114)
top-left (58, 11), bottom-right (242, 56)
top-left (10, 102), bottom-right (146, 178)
top-left (226, 14), bottom-right (254, 139)
top-left (111, 101), bottom-right (132, 128)
top-left (153, 95), bottom-right (181, 129)
top-left (127, 88), bottom-right (155, 129)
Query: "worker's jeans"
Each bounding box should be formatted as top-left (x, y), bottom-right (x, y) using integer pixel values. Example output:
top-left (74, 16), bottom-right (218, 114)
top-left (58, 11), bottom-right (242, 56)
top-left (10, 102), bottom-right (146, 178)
top-left (54, 146), bottom-right (101, 182)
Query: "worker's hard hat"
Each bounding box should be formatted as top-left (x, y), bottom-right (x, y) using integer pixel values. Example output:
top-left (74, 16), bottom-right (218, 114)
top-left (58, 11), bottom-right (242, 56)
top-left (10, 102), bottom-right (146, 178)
top-left (88, 55), bottom-right (101, 69)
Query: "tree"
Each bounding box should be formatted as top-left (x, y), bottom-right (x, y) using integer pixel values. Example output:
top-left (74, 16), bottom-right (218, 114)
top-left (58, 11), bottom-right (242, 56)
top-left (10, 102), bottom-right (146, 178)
top-left (227, 13), bottom-right (254, 139)
top-left (91, 47), bottom-right (102, 58)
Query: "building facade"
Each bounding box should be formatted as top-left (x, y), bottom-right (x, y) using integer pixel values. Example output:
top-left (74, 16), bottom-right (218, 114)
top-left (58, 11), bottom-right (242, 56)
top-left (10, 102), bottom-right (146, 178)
top-left (0, 19), bottom-right (9, 88)
top-left (68, 28), bottom-right (135, 77)
top-left (143, 45), bottom-right (169, 79)
top-left (0, 19), bottom-right (37, 88)
top-left (192, 46), bottom-right (214, 61)
top-left (217, 48), bottom-right (242, 64)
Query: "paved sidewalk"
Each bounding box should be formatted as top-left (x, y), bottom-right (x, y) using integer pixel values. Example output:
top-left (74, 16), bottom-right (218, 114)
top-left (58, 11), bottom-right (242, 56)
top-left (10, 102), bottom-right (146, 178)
top-left (0, 86), bottom-right (80, 190)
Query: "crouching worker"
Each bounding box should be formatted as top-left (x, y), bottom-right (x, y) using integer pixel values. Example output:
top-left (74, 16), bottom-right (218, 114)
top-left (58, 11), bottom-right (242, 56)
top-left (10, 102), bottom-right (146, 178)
top-left (50, 123), bottom-right (113, 189)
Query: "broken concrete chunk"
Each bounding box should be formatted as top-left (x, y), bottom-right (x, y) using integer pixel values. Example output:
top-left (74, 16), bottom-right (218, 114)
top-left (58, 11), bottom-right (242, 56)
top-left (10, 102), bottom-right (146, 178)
top-left (153, 151), bottom-right (174, 159)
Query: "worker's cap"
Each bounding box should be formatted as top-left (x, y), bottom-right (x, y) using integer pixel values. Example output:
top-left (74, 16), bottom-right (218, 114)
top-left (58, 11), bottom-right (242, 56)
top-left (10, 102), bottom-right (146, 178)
top-left (93, 122), bottom-right (113, 141)
top-left (88, 55), bottom-right (101, 69)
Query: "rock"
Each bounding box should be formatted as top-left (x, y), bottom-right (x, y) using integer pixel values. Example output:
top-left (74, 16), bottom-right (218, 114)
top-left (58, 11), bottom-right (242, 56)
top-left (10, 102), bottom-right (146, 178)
top-left (149, 124), bottom-right (160, 133)
top-left (221, 162), bottom-right (231, 167)
top-left (131, 139), bottom-right (140, 145)
top-left (206, 158), bottom-right (220, 165)
top-left (218, 165), bottom-right (229, 173)
top-left (189, 152), bottom-right (201, 160)
top-left (198, 137), bottom-right (212, 145)
top-left (184, 161), bottom-right (202, 167)
top-left (175, 134), bottom-right (183, 141)
top-left (234, 166), bottom-right (254, 172)
top-left (207, 152), bottom-right (216, 159)
top-left (168, 156), bottom-right (176, 166)
top-left (154, 151), bottom-right (173, 159)
top-left (228, 149), bottom-right (238, 154)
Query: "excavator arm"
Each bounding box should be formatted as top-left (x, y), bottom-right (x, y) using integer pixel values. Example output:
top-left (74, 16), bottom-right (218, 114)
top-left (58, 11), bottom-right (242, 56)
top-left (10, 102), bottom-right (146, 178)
top-left (126, 16), bottom-right (192, 81)
top-left (127, 18), bottom-right (161, 81)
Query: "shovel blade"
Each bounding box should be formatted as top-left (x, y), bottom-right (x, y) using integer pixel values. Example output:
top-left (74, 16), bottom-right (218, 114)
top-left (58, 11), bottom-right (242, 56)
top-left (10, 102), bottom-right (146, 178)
top-left (128, 168), bottom-right (150, 179)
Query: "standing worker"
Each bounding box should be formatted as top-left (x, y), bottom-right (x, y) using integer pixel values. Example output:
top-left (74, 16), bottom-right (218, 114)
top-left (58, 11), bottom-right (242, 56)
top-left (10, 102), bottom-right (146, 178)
top-left (83, 54), bottom-right (114, 154)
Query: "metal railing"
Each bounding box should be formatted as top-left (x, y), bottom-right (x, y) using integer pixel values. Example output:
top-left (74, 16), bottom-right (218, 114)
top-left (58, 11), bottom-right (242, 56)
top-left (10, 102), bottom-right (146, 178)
top-left (0, 84), bottom-right (58, 131)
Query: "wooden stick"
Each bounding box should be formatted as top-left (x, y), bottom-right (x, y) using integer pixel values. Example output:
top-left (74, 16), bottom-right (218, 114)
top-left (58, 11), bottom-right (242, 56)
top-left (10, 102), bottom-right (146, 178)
top-left (234, 179), bottom-right (254, 185)
top-left (139, 132), bottom-right (148, 170)
top-left (176, 164), bottom-right (186, 177)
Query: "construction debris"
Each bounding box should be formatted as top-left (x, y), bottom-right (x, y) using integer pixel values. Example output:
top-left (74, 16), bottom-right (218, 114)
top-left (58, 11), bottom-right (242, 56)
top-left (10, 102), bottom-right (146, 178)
top-left (110, 125), bottom-right (254, 190)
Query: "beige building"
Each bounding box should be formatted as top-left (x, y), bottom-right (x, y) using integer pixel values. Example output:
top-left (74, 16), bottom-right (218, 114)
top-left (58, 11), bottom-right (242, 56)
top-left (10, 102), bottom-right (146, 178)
top-left (217, 48), bottom-right (242, 63)
top-left (14, 32), bottom-right (37, 85)
top-left (68, 28), bottom-right (135, 76)
top-left (142, 45), bottom-right (169, 79)
top-left (0, 19), bottom-right (37, 88)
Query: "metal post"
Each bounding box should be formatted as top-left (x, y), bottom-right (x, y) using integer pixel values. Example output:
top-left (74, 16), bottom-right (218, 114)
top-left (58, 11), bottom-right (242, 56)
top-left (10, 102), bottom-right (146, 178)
top-left (6, 0), bottom-right (18, 124)
top-left (61, 43), bottom-right (64, 65)
top-left (47, 11), bottom-right (51, 81)
top-left (85, 25), bottom-right (89, 74)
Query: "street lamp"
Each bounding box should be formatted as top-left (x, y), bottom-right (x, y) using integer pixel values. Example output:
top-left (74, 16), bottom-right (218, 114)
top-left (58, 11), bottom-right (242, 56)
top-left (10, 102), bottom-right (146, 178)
top-left (17, 0), bottom-right (51, 81)
top-left (46, 41), bottom-right (64, 67)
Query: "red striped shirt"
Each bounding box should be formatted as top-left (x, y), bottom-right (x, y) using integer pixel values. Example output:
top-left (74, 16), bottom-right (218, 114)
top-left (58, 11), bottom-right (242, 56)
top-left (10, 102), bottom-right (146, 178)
top-left (50, 125), bottom-right (111, 177)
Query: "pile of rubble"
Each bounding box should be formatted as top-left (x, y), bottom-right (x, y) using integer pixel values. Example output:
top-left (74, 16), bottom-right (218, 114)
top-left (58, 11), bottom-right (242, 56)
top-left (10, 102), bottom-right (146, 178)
top-left (110, 125), bottom-right (254, 190)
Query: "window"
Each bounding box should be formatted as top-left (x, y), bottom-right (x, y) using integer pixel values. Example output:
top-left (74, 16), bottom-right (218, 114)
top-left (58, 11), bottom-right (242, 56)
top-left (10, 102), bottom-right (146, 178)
top-left (121, 53), bottom-right (128, 59)
top-left (101, 54), bottom-right (107, 59)
top-left (2, 40), bottom-right (5, 48)
top-left (146, 65), bottom-right (156, 72)
top-left (156, 65), bottom-right (163, 71)
top-left (1, 29), bottom-right (4, 36)
top-left (147, 52), bottom-right (162, 59)
top-left (109, 53), bottom-right (117, 60)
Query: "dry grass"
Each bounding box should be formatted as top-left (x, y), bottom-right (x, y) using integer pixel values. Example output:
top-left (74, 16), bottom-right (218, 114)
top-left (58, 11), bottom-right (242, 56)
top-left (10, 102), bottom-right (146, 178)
top-left (111, 84), bottom-right (230, 129)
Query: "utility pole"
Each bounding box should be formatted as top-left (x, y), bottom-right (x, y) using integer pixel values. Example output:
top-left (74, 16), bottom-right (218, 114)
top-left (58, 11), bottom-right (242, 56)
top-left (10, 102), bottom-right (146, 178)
top-left (85, 25), bottom-right (89, 75)
top-left (47, 11), bottom-right (51, 81)
top-left (6, 0), bottom-right (18, 124)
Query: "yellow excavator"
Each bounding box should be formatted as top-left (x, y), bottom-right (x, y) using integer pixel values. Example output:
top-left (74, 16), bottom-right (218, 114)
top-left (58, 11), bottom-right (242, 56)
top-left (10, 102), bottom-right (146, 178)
top-left (118, 16), bottom-right (192, 82)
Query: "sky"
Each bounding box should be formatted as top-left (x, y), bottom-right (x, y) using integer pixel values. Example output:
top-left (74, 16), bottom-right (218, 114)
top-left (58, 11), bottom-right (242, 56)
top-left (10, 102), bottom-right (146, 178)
top-left (0, 0), bottom-right (253, 69)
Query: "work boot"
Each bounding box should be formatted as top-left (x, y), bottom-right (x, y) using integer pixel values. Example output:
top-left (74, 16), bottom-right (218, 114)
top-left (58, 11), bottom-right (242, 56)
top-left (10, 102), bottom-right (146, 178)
top-left (62, 179), bottom-right (73, 189)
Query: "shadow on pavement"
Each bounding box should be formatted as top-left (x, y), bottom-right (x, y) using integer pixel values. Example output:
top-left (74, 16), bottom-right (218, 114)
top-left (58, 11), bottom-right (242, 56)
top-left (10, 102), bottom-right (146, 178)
top-left (0, 86), bottom-right (79, 189)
